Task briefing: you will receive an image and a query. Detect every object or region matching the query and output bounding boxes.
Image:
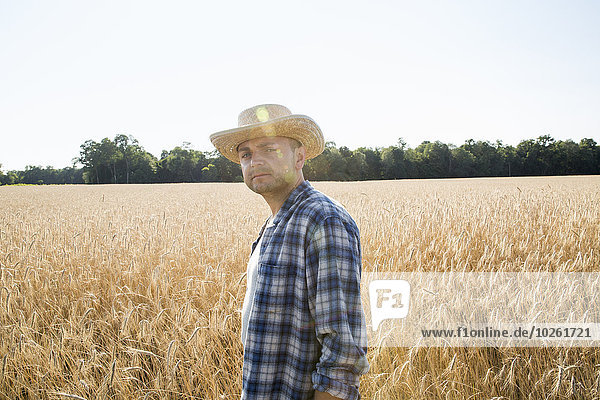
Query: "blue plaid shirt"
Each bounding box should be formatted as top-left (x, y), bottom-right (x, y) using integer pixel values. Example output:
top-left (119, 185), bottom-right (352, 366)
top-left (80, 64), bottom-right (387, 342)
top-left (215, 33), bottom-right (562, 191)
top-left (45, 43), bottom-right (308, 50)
top-left (242, 181), bottom-right (369, 400)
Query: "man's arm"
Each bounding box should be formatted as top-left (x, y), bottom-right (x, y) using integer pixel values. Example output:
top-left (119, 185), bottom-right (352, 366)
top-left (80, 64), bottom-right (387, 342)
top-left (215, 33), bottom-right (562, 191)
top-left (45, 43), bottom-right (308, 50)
top-left (306, 215), bottom-right (369, 400)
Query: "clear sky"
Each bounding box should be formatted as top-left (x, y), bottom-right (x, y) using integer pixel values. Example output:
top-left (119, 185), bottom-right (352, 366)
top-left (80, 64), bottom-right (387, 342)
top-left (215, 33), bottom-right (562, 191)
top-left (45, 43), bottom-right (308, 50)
top-left (1, 0), bottom-right (599, 171)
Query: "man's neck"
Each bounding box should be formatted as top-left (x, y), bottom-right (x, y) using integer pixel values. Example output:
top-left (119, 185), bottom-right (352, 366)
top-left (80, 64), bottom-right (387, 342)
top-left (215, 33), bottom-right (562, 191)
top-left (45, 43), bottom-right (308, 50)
top-left (262, 176), bottom-right (305, 216)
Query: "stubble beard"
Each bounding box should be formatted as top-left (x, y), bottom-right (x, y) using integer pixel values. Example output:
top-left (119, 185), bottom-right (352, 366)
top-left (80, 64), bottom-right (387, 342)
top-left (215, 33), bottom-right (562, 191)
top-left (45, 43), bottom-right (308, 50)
top-left (245, 168), bottom-right (297, 195)
top-left (246, 173), bottom-right (284, 195)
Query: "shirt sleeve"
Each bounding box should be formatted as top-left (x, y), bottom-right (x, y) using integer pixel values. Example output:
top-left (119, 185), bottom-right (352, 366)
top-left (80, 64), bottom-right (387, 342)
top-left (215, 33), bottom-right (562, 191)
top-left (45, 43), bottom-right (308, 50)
top-left (305, 215), bottom-right (370, 400)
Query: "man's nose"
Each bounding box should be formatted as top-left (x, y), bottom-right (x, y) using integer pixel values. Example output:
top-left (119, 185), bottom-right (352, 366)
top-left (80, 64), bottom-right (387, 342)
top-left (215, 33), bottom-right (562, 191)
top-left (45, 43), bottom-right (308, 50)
top-left (250, 153), bottom-right (265, 167)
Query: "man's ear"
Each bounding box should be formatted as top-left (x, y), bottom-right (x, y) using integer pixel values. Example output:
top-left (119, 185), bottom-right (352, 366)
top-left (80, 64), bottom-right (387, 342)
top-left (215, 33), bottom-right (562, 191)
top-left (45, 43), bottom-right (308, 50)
top-left (295, 146), bottom-right (306, 170)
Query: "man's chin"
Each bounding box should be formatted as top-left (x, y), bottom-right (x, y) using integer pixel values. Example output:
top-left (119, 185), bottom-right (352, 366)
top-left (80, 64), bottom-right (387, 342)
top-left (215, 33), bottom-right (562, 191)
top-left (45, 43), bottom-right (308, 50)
top-left (244, 180), bottom-right (271, 194)
top-left (246, 176), bottom-right (275, 193)
top-left (250, 184), bottom-right (273, 194)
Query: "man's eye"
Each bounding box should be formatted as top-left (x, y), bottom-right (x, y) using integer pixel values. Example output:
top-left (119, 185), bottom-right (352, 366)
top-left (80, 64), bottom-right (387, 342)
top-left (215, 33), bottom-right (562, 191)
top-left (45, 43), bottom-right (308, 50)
top-left (241, 153), bottom-right (251, 158)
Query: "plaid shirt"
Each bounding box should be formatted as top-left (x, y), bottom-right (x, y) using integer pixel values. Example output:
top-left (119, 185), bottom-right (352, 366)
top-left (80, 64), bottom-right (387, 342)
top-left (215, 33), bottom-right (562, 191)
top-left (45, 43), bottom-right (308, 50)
top-left (242, 181), bottom-right (369, 400)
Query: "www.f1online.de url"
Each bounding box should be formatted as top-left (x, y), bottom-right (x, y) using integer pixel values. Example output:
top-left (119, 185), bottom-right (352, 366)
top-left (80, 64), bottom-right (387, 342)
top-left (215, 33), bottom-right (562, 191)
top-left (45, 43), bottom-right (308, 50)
top-left (421, 324), bottom-right (597, 340)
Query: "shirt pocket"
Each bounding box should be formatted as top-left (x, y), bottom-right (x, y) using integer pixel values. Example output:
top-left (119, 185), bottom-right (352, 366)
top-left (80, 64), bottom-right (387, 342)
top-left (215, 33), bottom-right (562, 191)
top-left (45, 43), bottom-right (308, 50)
top-left (253, 262), bottom-right (293, 314)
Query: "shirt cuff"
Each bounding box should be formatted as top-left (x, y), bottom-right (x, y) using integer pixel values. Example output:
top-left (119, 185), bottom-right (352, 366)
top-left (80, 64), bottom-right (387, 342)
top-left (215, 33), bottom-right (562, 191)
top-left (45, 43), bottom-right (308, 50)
top-left (312, 369), bottom-right (360, 400)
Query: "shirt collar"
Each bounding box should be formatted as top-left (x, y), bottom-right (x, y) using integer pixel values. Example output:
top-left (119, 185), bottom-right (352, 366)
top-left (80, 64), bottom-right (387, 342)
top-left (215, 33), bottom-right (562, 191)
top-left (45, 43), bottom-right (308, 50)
top-left (271, 180), bottom-right (313, 226)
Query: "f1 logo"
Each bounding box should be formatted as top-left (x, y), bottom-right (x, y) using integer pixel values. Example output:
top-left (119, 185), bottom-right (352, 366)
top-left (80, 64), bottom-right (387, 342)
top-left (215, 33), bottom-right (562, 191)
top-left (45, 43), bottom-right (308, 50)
top-left (369, 280), bottom-right (411, 331)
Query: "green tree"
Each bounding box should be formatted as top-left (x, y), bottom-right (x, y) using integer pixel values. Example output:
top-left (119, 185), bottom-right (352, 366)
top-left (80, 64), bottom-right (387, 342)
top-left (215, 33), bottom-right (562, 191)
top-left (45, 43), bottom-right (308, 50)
top-left (355, 147), bottom-right (382, 180)
top-left (325, 147), bottom-right (349, 181)
top-left (114, 134), bottom-right (134, 184)
top-left (460, 139), bottom-right (504, 176)
top-left (21, 165), bottom-right (52, 184)
top-left (128, 150), bottom-right (157, 183)
top-left (1, 167), bottom-right (18, 185)
top-left (79, 135), bottom-right (156, 184)
top-left (115, 135), bottom-right (157, 183)
top-left (497, 144), bottom-right (518, 177)
top-left (381, 145), bottom-right (406, 179)
top-left (79, 140), bottom-right (102, 183)
top-left (200, 163), bottom-right (219, 182)
top-left (450, 147), bottom-right (476, 177)
top-left (414, 141), bottom-right (451, 178)
top-left (78, 139), bottom-right (116, 184)
top-left (211, 154), bottom-right (243, 182)
top-left (304, 153), bottom-right (330, 181)
top-left (157, 146), bottom-right (201, 182)
top-left (98, 138), bottom-right (121, 183)
top-left (304, 141), bottom-right (336, 181)
top-left (345, 150), bottom-right (367, 181)
top-left (57, 166), bottom-right (85, 184)
top-left (578, 138), bottom-right (599, 174)
top-left (516, 135), bottom-right (556, 175)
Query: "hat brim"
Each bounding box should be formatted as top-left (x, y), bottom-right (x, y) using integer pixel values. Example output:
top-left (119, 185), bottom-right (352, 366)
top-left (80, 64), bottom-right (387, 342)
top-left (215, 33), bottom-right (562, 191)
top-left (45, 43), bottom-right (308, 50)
top-left (209, 114), bottom-right (325, 164)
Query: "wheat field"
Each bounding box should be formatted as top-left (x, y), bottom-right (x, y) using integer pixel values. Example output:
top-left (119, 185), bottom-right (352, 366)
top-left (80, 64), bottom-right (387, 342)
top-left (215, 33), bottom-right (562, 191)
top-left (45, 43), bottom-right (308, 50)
top-left (1, 176), bottom-right (599, 399)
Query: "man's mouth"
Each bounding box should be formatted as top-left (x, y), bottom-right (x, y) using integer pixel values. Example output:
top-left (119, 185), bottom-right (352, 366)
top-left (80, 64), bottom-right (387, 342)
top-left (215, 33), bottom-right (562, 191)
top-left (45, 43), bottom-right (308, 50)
top-left (252, 173), bottom-right (270, 179)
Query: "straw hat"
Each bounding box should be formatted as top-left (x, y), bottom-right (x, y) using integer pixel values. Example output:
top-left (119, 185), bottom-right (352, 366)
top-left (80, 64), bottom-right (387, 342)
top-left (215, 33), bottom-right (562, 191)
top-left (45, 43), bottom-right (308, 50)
top-left (209, 104), bottom-right (325, 164)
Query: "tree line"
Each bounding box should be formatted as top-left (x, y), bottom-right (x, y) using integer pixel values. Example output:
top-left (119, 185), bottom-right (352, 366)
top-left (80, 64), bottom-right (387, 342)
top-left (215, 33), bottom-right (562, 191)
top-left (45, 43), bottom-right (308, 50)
top-left (1, 134), bottom-right (599, 185)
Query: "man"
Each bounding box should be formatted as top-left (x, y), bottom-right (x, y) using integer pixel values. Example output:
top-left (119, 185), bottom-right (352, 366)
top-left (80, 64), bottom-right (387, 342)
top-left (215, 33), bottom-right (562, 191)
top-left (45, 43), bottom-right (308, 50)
top-left (210, 104), bottom-right (369, 400)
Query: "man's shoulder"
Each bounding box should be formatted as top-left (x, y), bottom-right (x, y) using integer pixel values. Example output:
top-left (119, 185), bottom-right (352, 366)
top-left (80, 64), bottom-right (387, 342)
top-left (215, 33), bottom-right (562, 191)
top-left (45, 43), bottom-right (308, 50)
top-left (294, 185), bottom-right (357, 228)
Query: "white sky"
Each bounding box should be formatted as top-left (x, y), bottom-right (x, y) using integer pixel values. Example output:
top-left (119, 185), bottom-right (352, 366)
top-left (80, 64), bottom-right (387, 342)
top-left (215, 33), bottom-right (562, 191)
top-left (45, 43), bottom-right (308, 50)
top-left (1, 0), bottom-right (599, 171)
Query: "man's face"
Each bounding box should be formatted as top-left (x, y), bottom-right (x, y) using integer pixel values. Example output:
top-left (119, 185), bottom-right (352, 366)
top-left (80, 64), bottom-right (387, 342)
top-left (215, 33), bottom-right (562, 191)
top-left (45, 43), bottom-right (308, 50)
top-left (237, 136), bottom-right (304, 196)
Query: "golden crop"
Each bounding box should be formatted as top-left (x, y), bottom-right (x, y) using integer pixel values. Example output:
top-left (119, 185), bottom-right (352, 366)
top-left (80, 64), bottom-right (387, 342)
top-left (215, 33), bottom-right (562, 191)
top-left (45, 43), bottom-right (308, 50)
top-left (1, 176), bottom-right (599, 399)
